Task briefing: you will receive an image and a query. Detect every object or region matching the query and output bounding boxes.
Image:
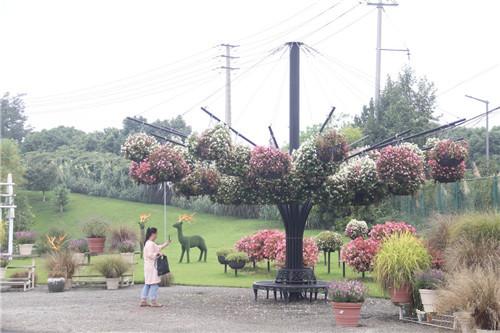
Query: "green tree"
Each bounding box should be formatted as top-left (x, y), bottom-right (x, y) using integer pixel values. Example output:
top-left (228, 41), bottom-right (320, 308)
top-left (53, 184), bottom-right (70, 213)
top-left (355, 66), bottom-right (438, 147)
top-left (0, 93), bottom-right (32, 143)
top-left (21, 126), bottom-right (87, 153)
top-left (25, 162), bottom-right (59, 202)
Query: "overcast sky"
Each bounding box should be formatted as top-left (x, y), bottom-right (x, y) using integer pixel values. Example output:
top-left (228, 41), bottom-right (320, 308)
top-left (1, 0), bottom-right (499, 145)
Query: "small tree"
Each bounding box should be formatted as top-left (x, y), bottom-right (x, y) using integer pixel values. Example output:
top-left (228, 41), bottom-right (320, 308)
top-left (53, 184), bottom-right (70, 213)
top-left (25, 162), bottom-right (58, 202)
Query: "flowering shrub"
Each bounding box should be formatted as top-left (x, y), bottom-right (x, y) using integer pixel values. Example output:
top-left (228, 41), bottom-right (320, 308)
top-left (250, 229), bottom-right (281, 262)
top-left (249, 146), bottom-right (292, 179)
top-left (369, 221), bottom-right (418, 242)
top-left (345, 219), bottom-right (369, 240)
top-left (211, 176), bottom-right (256, 205)
top-left (66, 239), bottom-right (89, 253)
top-left (129, 145), bottom-right (191, 185)
top-left (121, 133), bottom-right (160, 162)
top-left (427, 140), bottom-right (468, 183)
top-left (14, 231), bottom-right (39, 244)
top-left (314, 231), bottom-right (343, 252)
top-left (341, 237), bottom-right (380, 273)
top-left (174, 165), bottom-right (221, 198)
top-left (328, 279), bottom-right (370, 303)
top-left (187, 124), bottom-right (231, 161)
top-left (275, 237), bottom-right (319, 268)
top-left (315, 172), bottom-right (351, 205)
top-left (263, 231), bottom-right (286, 262)
top-left (314, 129), bottom-right (349, 163)
top-left (0, 254), bottom-right (10, 268)
top-left (234, 235), bottom-right (253, 261)
top-left (376, 145), bottom-right (425, 195)
top-left (216, 144), bottom-right (251, 178)
top-left (116, 239), bottom-right (136, 253)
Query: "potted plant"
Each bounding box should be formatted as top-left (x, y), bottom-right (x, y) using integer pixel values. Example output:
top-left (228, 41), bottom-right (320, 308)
top-left (93, 256), bottom-right (129, 290)
top-left (173, 165), bottom-right (221, 198)
top-left (45, 249), bottom-right (77, 291)
top-left (14, 231), bottom-right (39, 255)
top-left (215, 247), bottom-right (234, 265)
top-left (372, 231), bottom-right (431, 304)
top-left (216, 144), bottom-right (251, 178)
top-left (66, 239), bottom-right (89, 265)
top-left (328, 279), bottom-right (369, 327)
top-left (314, 129), bottom-right (349, 163)
top-left (249, 146), bottom-right (292, 179)
top-left (117, 240), bottom-right (136, 263)
top-left (434, 265), bottom-right (500, 332)
top-left (0, 254), bottom-right (9, 279)
top-left (81, 216), bottom-right (111, 254)
top-left (413, 268), bottom-right (444, 313)
top-left (426, 140), bottom-right (468, 183)
top-left (376, 145), bottom-right (425, 196)
top-left (344, 219), bottom-right (369, 240)
top-left (314, 231), bottom-right (343, 273)
top-left (186, 124), bottom-right (232, 161)
top-left (121, 133), bottom-right (160, 162)
top-left (225, 251), bottom-right (249, 276)
top-left (110, 224), bottom-right (138, 263)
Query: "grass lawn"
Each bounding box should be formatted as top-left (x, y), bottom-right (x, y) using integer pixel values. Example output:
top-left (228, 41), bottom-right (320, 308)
top-left (10, 191), bottom-right (385, 298)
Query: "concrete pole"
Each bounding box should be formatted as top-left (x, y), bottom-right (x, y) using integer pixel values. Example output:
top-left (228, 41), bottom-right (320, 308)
top-left (7, 174), bottom-right (14, 255)
top-left (225, 45), bottom-right (232, 127)
top-left (486, 101), bottom-right (490, 161)
top-left (374, 3), bottom-right (382, 119)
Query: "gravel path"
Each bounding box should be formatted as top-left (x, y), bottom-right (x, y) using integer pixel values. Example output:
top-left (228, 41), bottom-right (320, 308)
top-left (1, 284), bottom-right (444, 332)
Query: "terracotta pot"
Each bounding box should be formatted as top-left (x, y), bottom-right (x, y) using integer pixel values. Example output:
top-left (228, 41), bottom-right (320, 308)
top-left (419, 289), bottom-right (438, 312)
top-left (106, 277), bottom-right (120, 290)
top-left (389, 283), bottom-right (412, 304)
top-left (331, 302), bottom-right (363, 327)
top-left (87, 238), bottom-right (106, 254)
top-left (120, 252), bottom-right (135, 264)
top-left (18, 244), bottom-right (34, 255)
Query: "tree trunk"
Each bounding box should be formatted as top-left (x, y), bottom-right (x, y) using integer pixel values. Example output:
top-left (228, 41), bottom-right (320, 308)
top-left (59, 204), bottom-right (63, 213)
top-left (43, 191), bottom-right (46, 202)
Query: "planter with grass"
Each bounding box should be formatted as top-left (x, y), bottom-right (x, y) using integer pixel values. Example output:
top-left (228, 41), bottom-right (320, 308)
top-left (15, 231), bottom-right (39, 255)
top-left (413, 268), bottom-right (444, 313)
top-left (216, 247), bottom-right (234, 273)
top-left (373, 231), bottom-right (431, 304)
top-left (81, 216), bottom-right (111, 254)
top-left (225, 252), bottom-right (249, 276)
top-left (46, 249), bottom-right (77, 291)
top-left (93, 256), bottom-right (129, 290)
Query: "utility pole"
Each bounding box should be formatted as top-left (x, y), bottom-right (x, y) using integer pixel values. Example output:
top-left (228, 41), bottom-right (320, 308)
top-left (287, 42), bottom-right (302, 154)
top-left (367, 1), bottom-right (399, 120)
top-left (219, 44), bottom-right (239, 127)
top-left (465, 95), bottom-right (490, 160)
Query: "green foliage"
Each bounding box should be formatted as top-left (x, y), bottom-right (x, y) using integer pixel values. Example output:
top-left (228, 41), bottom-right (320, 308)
top-left (225, 251), bottom-right (249, 263)
top-left (24, 161), bottom-right (58, 201)
top-left (314, 231), bottom-right (343, 252)
top-left (80, 216), bottom-right (111, 238)
top-left (449, 212), bottom-right (500, 243)
top-left (215, 247), bottom-right (234, 258)
top-left (93, 256), bottom-right (129, 278)
top-left (109, 224), bottom-right (138, 250)
top-left (45, 249), bottom-right (77, 278)
top-left (355, 66), bottom-right (438, 147)
top-left (21, 126), bottom-right (87, 153)
top-left (373, 231), bottom-right (431, 292)
top-left (53, 184), bottom-right (70, 213)
top-left (0, 139), bottom-right (26, 185)
top-left (0, 93), bottom-right (32, 143)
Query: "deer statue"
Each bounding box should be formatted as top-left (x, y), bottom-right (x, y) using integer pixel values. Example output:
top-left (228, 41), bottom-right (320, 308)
top-left (172, 213), bottom-right (207, 263)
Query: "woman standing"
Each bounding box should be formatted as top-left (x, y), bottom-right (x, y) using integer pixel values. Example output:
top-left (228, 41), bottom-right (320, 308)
top-left (140, 227), bottom-right (171, 307)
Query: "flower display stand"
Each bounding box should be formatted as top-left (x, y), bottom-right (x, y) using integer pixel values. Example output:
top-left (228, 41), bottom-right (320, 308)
top-left (396, 303), bottom-right (455, 330)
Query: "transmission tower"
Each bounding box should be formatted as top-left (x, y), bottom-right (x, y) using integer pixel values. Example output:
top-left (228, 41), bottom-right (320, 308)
top-left (218, 44), bottom-right (239, 127)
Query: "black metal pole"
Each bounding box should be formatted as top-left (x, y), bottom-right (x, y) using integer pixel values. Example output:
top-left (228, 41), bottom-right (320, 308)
top-left (125, 117), bottom-right (189, 138)
top-left (150, 133), bottom-right (186, 147)
top-left (200, 107), bottom-right (257, 147)
top-left (268, 126), bottom-right (279, 149)
top-left (319, 107), bottom-right (336, 134)
top-left (288, 42), bottom-right (301, 154)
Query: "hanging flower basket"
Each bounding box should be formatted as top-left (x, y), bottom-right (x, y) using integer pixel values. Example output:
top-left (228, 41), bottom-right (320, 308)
top-left (426, 140), bottom-right (468, 183)
top-left (187, 124), bottom-right (232, 161)
top-left (376, 145), bottom-right (425, 196)
top-left (249, 146), bottom-right (292, 180)
top-left (173, 166), bottom-right (221, 197)
top-left (216, 144), bottom-right (251, 178)
top-left (314, 129), bottom-right (349, 163)
top-left (121, 133), bottom-right (160, 162)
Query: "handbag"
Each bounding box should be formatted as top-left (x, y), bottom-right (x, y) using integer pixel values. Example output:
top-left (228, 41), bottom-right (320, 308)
top-left (155, 254), bottom-right (170, 276)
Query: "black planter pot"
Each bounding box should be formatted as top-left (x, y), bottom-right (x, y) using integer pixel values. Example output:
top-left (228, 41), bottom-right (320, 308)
top-left (438, 155), bottom-right (463, 167)
top-left (317, 146), bottom-right (344, 163)
top-left (217, 255), bottom-right (228, 265)
top-left (228, 260), bottom-right (246, 270)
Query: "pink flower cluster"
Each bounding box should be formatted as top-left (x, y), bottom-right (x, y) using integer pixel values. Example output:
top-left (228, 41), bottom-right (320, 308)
top-left (249, 146), bottom-right (292, 179)
top-left (426, 140), bottom-right (468, 183)
top-left (376, 145), bottom-right (425, 195)
top-left (129, 145), bottom-right (191, 185)
top-left (340, 237), bottom-right (380, 273)
top-left (328, 279), bottom-right (370, 303)
top-left (428, 159), bottom-right (466, 183)
top-left (369, 221), bottom-right (418, 242)
top-left (274, 237), bottom-right (319, 268)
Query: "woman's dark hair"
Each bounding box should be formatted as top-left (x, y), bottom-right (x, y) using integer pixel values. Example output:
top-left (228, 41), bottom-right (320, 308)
top-left (144, 227), bottom-right (158, 245)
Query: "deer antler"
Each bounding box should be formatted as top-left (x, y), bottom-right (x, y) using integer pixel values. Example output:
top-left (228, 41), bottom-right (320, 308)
top-left (46, 234), bottom-right (67, 250)
top-left (140, 213), bottom-right (151, 223)
top-left (178, 212), bottom-right (196, 225)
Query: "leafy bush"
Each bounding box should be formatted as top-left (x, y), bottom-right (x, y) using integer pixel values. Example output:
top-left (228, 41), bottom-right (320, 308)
top-left (449, 212), bottom-right (500, 243)
top-left (225, 252), bottom-right (249, 263)
top-left (81, 216), bottom-right (111, 238)
top-left (373, 231), bottom-right (431, 292)
top-left (215, 247), bottom-right (234, 258)
top-left (369, 221), bottom-right (417, 242)
top-left (341, 237), bottom-right (379, 273)
top-left (93, 256), bottom-right (129, 278)
top-left (314, 231), bottom-right (343, 252)
top-left (435, 265), bottom-right (500, 330)
top-left (344, 219), bottom-right (369, 240)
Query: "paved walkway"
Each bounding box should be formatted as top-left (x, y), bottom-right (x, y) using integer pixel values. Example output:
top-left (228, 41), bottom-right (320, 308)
top-left (1, 284), bottom-right (443, 332)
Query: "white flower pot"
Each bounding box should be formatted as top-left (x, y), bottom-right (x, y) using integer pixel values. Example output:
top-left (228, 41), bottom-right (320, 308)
top-left (72, 253), bottom-right (85, 265)
top-left (19, 244), bottom-right (34, 255)
top-left (419, 289), bottom-right (438, 313)
top-left (0, 267), bottom-right (7, 279)
top-left (120, 252), bottom-right (135, 264)
top-left (106, 278), bottom-right (120, 290)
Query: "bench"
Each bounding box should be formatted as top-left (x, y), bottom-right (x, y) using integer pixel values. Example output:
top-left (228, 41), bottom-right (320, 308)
top-left (0, 277), bottom-right (31, 291)
top-left (72, 261), bottom-right (137, 288)
top-left (0, 254), bottom-right (37, 291)
top-left (253, 280), bottom-right (329, 302)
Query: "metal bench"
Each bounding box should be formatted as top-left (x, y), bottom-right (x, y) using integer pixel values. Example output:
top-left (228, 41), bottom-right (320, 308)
top-left (253, 280), bottom-right (329, 302)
